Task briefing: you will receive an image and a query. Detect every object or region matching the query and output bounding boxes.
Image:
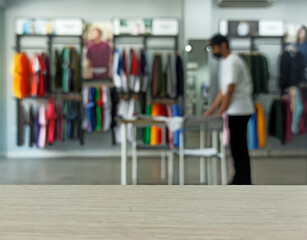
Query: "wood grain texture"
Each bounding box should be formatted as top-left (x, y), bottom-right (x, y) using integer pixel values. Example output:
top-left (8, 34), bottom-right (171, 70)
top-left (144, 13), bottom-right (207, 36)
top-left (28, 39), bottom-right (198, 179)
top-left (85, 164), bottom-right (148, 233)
top-left (0, 186), bottom-right (307, 239)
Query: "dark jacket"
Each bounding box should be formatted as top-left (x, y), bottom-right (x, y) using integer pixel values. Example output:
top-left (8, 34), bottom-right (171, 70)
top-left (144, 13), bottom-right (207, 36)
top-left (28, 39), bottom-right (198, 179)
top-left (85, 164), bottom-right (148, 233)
top-left (279, 50), bottom-right (305, 94)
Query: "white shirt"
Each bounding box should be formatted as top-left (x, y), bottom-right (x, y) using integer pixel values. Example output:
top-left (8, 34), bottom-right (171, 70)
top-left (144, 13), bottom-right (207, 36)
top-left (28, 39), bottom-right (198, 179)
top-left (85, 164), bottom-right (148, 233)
top-left (219, 53), bottom-right (254, 115)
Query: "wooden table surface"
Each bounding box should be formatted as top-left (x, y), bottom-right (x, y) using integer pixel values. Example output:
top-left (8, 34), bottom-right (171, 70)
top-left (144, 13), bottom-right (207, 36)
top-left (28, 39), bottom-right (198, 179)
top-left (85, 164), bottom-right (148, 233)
top-left (1, 186), bottom-right (307, 239)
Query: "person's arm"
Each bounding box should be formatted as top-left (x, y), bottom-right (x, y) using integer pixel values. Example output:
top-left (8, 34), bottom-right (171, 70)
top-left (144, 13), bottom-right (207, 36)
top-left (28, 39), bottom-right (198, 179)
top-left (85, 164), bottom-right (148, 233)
top-left (219, 84), bottom-right (235, 115)
top-left (204, 90), bottom-right (223, 116)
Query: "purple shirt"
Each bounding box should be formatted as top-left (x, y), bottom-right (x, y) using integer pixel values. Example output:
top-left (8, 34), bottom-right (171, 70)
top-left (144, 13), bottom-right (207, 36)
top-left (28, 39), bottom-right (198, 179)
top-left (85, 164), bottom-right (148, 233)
top-left (86, 41), bottom-right (111, 79)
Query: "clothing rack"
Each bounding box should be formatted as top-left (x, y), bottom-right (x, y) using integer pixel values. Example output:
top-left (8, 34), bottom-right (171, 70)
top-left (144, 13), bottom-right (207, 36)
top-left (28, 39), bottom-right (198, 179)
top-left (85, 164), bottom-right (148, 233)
top-left (113, 34), bottom-right (179, 51)
top-left (250, 36), bottom-right (285, 52)
top-left (113, 34), bottom-right (180, 101)
top-left (230, 35), bottom-right (285, 52)
top-left (15, 33), bottom-right (83, 146)
top-left (151, 98), bottom-right (177, 104)
top-left (231, 35), bottom-right (285, 96)
top-left (17, 94), bottom-right (82, 101)
top-left (82, 78), bottom-right (113, 87)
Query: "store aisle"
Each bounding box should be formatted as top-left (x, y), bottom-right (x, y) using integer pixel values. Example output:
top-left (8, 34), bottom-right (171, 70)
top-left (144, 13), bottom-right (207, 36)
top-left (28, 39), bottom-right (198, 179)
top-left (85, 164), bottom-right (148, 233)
top-left (0, 157), bottom-right (306, 185)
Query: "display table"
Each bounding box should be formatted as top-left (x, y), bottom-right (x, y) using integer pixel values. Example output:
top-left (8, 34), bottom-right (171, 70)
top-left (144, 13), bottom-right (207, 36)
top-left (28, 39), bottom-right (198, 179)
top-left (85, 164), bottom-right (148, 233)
top-left (0, 186), bottom-right (306, 239)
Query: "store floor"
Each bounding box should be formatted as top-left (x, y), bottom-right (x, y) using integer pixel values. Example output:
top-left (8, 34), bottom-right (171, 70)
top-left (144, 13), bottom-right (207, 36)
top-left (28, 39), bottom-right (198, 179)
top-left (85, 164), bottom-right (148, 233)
top-left (0, 156), bottom-right (306, 185)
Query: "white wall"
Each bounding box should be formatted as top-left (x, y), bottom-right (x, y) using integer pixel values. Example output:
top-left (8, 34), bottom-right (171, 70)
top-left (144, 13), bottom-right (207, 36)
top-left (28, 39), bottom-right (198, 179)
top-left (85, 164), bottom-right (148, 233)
top-left (211, 0), bottom-right (307, 33)
top-left (0, 0), bottom-right (6, 8)
top-left (5, 0), bottom-right (184, 155)
top-left (184, 0), bottom-right (212, 41)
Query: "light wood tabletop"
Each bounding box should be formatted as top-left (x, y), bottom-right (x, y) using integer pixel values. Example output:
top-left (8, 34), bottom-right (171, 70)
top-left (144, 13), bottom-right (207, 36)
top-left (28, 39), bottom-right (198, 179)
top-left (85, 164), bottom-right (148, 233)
top-left (0, 186), bottom-right (307, 239)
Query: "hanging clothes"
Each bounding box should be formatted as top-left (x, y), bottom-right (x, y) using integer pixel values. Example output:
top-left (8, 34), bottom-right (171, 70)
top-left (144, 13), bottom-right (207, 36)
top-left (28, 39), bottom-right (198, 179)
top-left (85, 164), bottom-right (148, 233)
top-left (110, 87), bottom-right (119, 145)
top-left (54, 50), bottom-right (63, 89)
top-left (144, 104), bottom-right (152, 145)
top-left (30, 54), bottom-right (40, 96)
top-left (176, 54), bottom-right (184, 97)
top-left (87, 88), bottom-right (96, 133)
top-left (151, 54), bottom-right (164, 97)
top-left (166, 53), bottom-right (177, 98)
top-left (150, 104), bottom-right (161, 145)
top-left (29, 106), bottom-right (35, 147)
top-left (130, 49), bottom-right (141, 93)
top-left (140, 49), bottom-right (149, 93)
top-left (54, 98), bottom-right (64, 142)
top-left (44, 54), bottom-right (51, 94)
top-left (41, 53), bottom-right (51, 95)
top-left (279, 47), bottom-right (305, 94)
top-left (66, 100), bottom-right (78, 140)
top-left (37, 53), bottom-right (46, 97)
top-left (46, 99), bottom-right (57, 145)
top-left (172, 104), bottom-right (182, 147)
top-left (61, 48), bottom-right (81, 93)
top-left (113, 49), bottom-right (122, 90)
top-left (254, 103), bottom-right (266, 148)
top-left (34, 111), bottom-right (40, 148)
top-left (100, 87), bottom-right (105, 131)
top-left (62, 48), bottom-right (70, 93)
top-left (284, 98), bottom-right (293, 143)
top-left (291, 87), bottom-right (304, 134)
top-left (71, 49), bottom-right (81, 92)
top-left (62, 100), bottom-right (68, 141)
top-left (76, 100), bottom-right (84, 146)
top-left (240, 53), bottom-right (270, 95)
top-left (121, 50), bottom-right (129, 93)
top-left (82, 86), bottom-right (90, 132)
top-left (12, 53), bottom-right (30, 99)
top-left (247, 113), bottom-right (258, 150)
top-left (95, 87), bottom-right (102, 131)
top-left (17, 102), bottom-right (33, 147)
top-left (269, 99), bottom-right (285, 144)
top-left (38, 104), bottom-right (47, 148)
top-left (299, 87), bottom-right (307, 133)
top-left (166, 104), bottom-right (174, 148)
top-left (102, 86), bottom-right (112, 132)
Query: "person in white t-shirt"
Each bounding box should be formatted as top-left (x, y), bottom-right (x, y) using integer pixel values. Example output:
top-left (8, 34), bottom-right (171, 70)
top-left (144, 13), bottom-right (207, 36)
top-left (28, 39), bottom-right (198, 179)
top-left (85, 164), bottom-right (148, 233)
top-left (204, 34), bottom-right (254, 185)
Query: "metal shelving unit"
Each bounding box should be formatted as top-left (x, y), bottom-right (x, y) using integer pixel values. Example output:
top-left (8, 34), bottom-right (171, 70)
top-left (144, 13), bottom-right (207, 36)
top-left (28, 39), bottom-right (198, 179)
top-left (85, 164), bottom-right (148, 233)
top-left (15, 33), bottom-right (83, 146)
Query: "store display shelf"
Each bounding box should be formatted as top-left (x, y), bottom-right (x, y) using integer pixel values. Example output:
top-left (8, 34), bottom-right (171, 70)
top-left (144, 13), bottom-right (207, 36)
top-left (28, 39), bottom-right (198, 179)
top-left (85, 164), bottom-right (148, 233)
top-left (17, 34), bottom-right (82, 38)
top-left (114, 34), bottom-right (178, 38)
top-left (82, 78), bottom-right (113, 82)
top-left (118, 92), bottom-right (143, 98)
top-left (229, 35), bottom-right (284, 39)
top-left (14, 92), bottom-right (82, 100)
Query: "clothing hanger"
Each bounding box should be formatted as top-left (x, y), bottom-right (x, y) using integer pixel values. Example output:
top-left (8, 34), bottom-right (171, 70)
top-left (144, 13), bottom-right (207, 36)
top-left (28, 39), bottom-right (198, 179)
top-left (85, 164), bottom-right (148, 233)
top-left (154, 52), bottom-right (162, 56)
top-left (63, 46), bottom-right (77, 51)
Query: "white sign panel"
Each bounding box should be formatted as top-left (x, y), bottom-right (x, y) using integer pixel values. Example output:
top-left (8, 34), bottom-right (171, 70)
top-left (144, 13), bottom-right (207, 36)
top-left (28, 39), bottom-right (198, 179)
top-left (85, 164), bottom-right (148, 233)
top-left (54, 19), bottom-right (83, 35)
top-left (259, 20), bottom-right (284, 36)
top-left (152, 19), bottom-right (178, 36)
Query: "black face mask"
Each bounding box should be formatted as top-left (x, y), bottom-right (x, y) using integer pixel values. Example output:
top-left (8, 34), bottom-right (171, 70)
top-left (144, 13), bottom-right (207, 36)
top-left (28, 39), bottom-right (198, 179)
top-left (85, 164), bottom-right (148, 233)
top-left (213, 53), bottom-right (222, 60)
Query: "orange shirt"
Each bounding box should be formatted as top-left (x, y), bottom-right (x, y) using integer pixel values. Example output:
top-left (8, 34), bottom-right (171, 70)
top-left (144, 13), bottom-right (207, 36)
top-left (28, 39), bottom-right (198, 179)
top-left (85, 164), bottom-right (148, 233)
top-left (12, 53), bottom-right (30, 99)
top-left (255, 102), bottom-right (266, 148)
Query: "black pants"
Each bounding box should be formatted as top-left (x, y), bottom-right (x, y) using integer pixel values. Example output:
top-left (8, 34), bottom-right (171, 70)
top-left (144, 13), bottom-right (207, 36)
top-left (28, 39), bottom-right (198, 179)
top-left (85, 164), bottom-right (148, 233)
top-left (228, 115), bottom-right (252, 185)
